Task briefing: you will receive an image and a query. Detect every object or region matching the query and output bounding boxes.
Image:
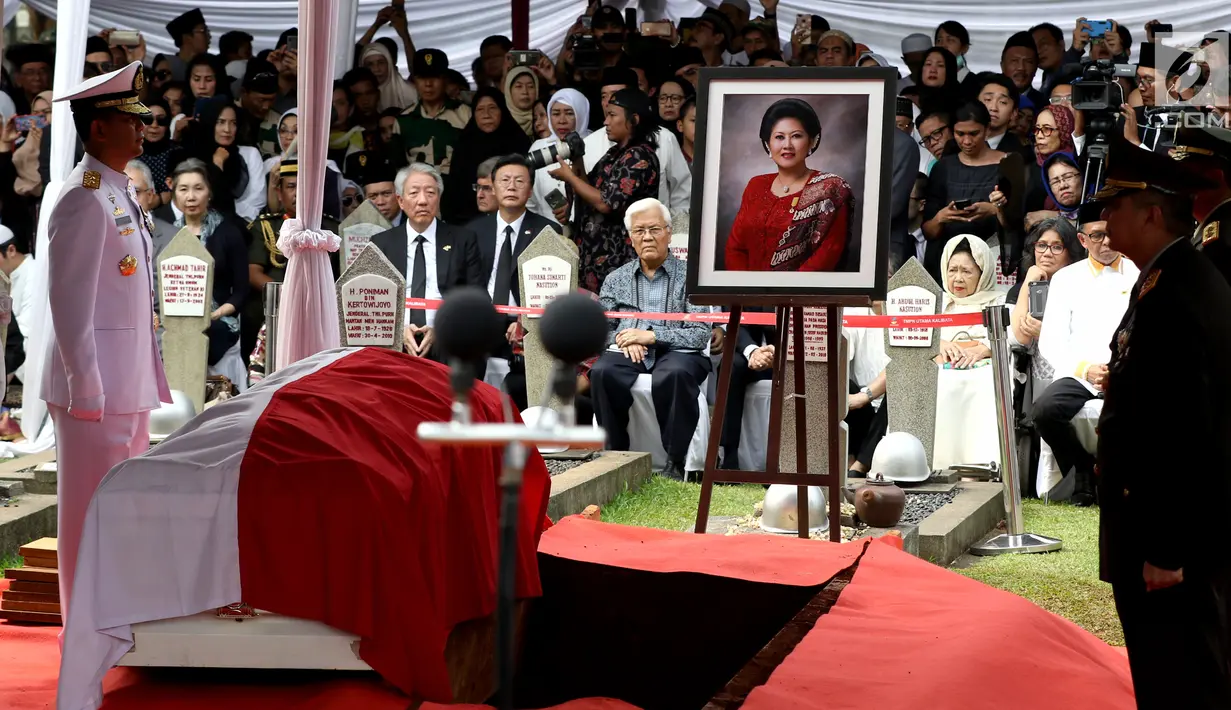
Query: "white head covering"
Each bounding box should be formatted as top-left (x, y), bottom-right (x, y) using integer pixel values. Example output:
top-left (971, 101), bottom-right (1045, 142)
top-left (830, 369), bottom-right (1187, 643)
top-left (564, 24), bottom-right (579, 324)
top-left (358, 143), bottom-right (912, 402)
top-left (360, 42), bottom-right (419, 112)
top-left (276, 108), bottom-right (298, 156)
top-left (546, 88), bottom-right (591, 139)
top-left (0, 225), bottom-right (14, 248)
top-left (940, 234), bottom-right (1001, 307)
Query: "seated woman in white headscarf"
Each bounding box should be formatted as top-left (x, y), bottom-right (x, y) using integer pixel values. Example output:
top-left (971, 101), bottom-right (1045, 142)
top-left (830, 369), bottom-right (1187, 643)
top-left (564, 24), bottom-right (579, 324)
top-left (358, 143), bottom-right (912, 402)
top-left (932, 234), bottom-right (1006, 471)
top-left (526, 88), bottom-right (591, 224)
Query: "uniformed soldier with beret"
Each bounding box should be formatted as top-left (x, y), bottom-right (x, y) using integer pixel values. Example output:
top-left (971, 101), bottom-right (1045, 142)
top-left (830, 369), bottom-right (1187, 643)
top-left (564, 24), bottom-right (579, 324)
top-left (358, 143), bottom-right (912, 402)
top-left (243, 159), bottom-right (342, 359)
top-left (1168, 125), bottom-right (1231, 285)
top-left (1092, 136), bottom-right (1231, 709)
top-left (43, 62), bottom-right (173, 626)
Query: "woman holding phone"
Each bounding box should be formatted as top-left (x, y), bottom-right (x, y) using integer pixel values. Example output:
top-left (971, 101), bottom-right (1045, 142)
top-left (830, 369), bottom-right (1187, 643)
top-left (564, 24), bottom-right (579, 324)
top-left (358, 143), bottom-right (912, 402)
top-left (920, 101), bottom-right (1007, 283)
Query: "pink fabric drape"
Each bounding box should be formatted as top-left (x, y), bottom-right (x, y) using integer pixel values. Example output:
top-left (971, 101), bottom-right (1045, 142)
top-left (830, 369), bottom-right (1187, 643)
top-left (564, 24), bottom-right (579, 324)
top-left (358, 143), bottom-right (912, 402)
top-left (275, 0), bottom-right (342, 370)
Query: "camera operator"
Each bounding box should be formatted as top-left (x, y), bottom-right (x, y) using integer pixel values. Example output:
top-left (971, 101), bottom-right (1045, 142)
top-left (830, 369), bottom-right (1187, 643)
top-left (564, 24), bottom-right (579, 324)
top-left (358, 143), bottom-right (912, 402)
top-left (1170, 125), bottom-right (1231, 285)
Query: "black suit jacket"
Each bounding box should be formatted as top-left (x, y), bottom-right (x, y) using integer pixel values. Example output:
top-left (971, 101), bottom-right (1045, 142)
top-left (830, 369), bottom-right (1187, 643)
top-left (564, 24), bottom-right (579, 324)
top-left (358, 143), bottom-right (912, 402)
top-left (464, 209), bottom-right (562, 307)
top-left (370, 219), bottom-right (485, 294)
top-left (733, 307), bottom-right (779, 361)
top-left (1097, 239), bottom-right (1231, 583)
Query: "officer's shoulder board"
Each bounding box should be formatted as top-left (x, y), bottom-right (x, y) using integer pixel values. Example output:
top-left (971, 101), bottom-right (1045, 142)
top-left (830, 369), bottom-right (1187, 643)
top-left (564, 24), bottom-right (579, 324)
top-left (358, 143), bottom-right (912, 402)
top-left (83, 170), bottom-right (101, 190)
top-left (1203, 221), bottom-right (1220, 245)
top-left (1139, 269), bottom-right (1161, 301)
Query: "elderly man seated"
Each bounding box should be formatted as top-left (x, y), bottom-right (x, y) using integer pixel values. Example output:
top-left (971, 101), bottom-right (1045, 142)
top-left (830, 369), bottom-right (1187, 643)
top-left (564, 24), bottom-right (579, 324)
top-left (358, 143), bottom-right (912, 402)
top-left (1033, 212), bottom-right (1139, 506)
top-left (590, 198), bottom-right (711, 480)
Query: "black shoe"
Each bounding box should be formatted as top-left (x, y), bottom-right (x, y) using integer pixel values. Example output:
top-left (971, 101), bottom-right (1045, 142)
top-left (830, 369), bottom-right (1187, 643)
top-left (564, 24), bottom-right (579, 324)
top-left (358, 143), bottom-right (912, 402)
top-left (659, 461), bottom-right (685, 482)
top-left (1072, 469), bottom-right (1097, 507)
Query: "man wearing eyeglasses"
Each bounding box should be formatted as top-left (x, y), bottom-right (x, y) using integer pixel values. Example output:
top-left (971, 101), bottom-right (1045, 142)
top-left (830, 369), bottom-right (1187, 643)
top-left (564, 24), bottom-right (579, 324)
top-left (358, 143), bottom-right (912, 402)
top-left (914, 109), bottom-right (951, 175)
top-left (1032, 203), bottom-right (1139, 507)
top-left (164, 8), bottom-right (211, 82)
top-left (589, 198), bottom-right (712, 481)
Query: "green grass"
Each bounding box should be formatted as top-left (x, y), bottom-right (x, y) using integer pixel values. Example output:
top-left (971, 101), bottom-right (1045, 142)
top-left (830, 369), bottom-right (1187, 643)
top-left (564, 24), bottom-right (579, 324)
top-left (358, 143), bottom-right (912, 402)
top-left (598, 480), bottom-right (1122, 646)
top-left (954, 499), bottom-right (1122, 646)
top-left (600, 476), bottom-right (765, 531)
top-left (0, 552), bottom-right (21, 571)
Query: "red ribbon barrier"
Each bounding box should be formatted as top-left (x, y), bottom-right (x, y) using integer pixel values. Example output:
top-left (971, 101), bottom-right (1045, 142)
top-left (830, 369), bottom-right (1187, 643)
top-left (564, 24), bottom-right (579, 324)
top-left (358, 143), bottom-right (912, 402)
top-left (402, 298), bottom-right (986, 328)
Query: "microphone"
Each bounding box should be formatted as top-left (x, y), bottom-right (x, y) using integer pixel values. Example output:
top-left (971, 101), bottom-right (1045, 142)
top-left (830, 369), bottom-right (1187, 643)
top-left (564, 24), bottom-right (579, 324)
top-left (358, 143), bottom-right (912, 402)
top-left (537, 293), bottom-right (610, 427)
top-left (433, 287), bottom-right (504, 425)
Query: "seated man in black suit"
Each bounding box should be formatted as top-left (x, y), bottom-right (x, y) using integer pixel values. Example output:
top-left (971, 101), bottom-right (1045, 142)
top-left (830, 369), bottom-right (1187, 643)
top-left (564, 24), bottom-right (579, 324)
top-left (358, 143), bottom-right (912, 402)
top-left (465, 154), bottom-right (561, 410)
top-left (718, 308), bottom-right (776, 469)
top-left (370, 162), bottom-right (485, 364)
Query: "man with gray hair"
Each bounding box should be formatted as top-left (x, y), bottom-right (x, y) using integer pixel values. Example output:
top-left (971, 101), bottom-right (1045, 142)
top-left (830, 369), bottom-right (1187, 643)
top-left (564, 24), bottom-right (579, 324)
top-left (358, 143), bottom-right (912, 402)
top-left (474, 156), bottom-right (500, 216)
top-left (125, 159), bottom-right (175, 262)
top-left (370, 162), bottom-right (484, 364)
top-left (589, 197), bottom-right (711, 480)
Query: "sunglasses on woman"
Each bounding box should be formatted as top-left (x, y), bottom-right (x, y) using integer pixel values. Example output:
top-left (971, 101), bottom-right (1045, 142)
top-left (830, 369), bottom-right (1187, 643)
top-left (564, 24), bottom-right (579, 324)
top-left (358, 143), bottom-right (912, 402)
top-left (151, 114), bottom-right (171, 126)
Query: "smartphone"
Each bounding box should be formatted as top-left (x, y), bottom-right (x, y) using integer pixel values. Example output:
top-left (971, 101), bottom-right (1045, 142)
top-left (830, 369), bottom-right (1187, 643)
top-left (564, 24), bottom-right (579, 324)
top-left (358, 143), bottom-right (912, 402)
top-left (953, 199), bottom-right (974, 210)
top-left (1027, 281), bottom-right (1050, 319)
top-left (640, 21), bottom-right (672, 38)
top-left (13, 114), bottom-right (48, 132)
top-left (1085, 20), bottom-right (1114, 39)
top-left (511, 50), bottom-right (543, 67)
top-left (625, 8), bottom-right (637, 32)
top-left (287, 34), bottom-right (299, 52)
top-left (545, 188), bottom-right (567, 210)
top-left (109, 30), bottom-right (141, 47)
top-left (794, 13), bottom-right (811, 39)
top-left (1153, 23), bottom-right (1173, 35)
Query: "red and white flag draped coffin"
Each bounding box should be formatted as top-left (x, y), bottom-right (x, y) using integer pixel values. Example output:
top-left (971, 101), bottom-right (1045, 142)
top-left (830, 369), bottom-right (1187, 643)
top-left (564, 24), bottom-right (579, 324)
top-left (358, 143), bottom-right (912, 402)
top-left (58, 347), bottom-right (551, 710)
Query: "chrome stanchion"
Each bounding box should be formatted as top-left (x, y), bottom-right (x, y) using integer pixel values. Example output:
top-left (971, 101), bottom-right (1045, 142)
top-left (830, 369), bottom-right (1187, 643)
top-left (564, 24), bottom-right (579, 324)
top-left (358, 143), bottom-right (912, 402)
top-left (970, 304), bottom-right (1063, 556)
top-left (264, 282), bottom-right (281, 376)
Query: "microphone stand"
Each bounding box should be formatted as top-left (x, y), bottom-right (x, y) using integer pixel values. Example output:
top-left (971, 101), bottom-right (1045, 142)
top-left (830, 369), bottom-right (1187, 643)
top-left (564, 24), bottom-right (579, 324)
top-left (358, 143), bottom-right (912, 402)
top-left (418, 359), bottom-right (604, 710)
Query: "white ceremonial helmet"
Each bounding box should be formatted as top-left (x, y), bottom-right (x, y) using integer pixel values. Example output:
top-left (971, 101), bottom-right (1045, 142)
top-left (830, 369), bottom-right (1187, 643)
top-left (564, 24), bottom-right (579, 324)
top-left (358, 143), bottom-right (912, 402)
top-left (760, 485), bottom-right (829, 535)
top-left (149, 390), bottom-right (196, 443)
top-left (870, 432), bottom-right (931, 483)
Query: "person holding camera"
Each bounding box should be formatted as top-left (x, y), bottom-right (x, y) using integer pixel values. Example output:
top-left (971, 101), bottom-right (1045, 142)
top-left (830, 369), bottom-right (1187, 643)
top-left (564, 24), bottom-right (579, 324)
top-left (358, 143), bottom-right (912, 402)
top-left (526, 88), bottom-right (591, 223)
top-left (549, 88), bottom-right (659, 293)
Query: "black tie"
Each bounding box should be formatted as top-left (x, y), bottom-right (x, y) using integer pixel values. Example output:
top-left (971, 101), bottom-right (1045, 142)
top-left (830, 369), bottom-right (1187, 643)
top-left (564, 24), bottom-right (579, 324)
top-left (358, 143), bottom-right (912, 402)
top-left (410, 235), bottom-right (427, 327)
top-left (493, 225), bottom-right (514, 306)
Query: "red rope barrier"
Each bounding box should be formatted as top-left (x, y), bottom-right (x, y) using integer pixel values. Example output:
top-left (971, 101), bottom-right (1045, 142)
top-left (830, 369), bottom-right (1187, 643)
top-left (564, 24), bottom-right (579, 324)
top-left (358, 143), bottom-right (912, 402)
top-left (402, 298), bottom-right (986, 328)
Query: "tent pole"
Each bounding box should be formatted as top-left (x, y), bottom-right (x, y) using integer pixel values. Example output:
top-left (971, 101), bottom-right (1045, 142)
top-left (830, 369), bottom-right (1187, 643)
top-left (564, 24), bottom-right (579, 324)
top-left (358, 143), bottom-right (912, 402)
top-left (512, 0), bottom-right (529, 49)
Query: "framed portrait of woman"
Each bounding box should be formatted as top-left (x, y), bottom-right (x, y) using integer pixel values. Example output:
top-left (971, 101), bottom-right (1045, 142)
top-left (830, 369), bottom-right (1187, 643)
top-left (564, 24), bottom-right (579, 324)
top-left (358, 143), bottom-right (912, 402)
top-left (685, 67), bottom-right (896, 303)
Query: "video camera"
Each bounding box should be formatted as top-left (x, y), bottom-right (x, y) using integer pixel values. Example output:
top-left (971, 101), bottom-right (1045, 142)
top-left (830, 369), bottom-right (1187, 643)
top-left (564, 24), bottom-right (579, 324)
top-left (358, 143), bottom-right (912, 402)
top-left (1070, 59), bottom-right (1136, 201)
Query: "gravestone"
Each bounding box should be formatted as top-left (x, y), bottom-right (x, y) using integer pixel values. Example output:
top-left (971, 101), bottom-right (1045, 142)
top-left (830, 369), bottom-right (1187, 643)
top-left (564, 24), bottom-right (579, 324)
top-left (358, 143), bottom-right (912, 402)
top-left (517, 226), bottom-right (577, 409)
top-left (778, 308), bottom-right (849, 487)
top-left (339, 200), bottom-right (392, 272)
top-left (335, 243), bottom-right (405, 351)
top-left (884, 257), bottom-right (942, 468)
top-left (669, 209), bottom-right (689, 262)
top-left (157, 227), bottom-right (215, 413)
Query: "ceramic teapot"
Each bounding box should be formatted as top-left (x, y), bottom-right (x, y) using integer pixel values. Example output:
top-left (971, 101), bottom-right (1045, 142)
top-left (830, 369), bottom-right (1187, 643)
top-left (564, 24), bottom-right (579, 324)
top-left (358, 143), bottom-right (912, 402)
top-left (854, 473), bottom-right (906, 528)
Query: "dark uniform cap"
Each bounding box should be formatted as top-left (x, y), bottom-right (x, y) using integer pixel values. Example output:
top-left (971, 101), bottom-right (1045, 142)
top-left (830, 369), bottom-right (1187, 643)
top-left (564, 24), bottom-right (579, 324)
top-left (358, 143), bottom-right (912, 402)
top-left (593, 5), bottom-right (625, 30)
top-left (55, 60), bottom-right (153, 124)
top-left (1171, 125), bottom-right (1231, 166)
top-left (1136, 42), bottom-right (1193, 74)
top-left (278, 159), bottom-right (298, 177)
top-left (413, 49), bottom-right (449, 78)
top-left (166, 8), bottom-right (206, 42)
top-left (698, 8), bottom-right (736, 42)
top-left (1090, 134), bottom-right (1215, 202)
top-left (345, 151), bottom-right (396, 186)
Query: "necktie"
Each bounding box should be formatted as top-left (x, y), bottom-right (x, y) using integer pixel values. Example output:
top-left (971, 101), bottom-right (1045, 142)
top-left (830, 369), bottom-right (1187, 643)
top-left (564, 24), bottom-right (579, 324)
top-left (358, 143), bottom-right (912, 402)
top-left (410, 235), bottom-right (427, 327)
top-left (493, 225), bottom-right (514, 306)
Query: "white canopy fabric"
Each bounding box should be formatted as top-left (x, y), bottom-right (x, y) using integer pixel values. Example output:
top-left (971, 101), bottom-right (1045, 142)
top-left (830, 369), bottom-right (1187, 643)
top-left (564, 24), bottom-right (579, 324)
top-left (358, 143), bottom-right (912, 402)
top-left (11, 1), bottom-right (1231, 84)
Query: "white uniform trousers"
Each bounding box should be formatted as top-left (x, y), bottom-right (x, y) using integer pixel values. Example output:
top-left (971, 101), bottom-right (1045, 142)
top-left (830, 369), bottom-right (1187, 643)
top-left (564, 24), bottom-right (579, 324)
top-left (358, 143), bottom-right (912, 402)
top-left (49, 405), bottom-right (150, 634)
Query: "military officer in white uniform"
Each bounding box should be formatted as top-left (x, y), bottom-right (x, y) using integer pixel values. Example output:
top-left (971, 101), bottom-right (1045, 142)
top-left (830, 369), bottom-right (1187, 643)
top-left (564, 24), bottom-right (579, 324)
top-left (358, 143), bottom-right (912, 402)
top-left (44, 61), bottom-right (172, 626)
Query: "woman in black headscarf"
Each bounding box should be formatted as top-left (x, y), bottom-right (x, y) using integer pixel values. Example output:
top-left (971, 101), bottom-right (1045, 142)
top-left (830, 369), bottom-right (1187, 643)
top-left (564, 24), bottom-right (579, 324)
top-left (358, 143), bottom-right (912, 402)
top-left (444, 86), bottom-right (532, 223)
top-left (182, 95), bottom-right (266, 221)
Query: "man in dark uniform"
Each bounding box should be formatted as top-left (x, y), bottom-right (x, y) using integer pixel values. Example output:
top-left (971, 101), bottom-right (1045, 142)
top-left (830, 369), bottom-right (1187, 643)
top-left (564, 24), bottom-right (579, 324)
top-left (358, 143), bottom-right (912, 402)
top-left (1093, 137), bottom-right (1231, 709)
top-left (1169, 125), bottom-right (1231, 285)
top-left (244, 159), bottom-right (341, 360)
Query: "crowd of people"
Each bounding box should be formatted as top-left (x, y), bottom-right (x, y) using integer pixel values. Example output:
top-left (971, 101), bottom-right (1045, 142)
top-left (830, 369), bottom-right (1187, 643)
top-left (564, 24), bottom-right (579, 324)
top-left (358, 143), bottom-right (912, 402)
top-left (1, 3), bottom-right (1229, 492)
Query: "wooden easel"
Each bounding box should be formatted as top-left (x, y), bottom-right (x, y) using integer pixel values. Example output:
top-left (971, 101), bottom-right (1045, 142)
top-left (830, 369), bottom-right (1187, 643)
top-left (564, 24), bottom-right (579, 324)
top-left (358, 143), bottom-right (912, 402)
top-left (695, 299), bottom-right (865, 541)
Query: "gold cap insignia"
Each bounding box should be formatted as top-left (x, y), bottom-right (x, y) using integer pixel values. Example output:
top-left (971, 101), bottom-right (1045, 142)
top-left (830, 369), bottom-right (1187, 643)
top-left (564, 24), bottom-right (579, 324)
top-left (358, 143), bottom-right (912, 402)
top-left (1139, 269), bottom-right (1161, 300)
top-left (83, 171), bottom-right (101, 190)
top-left (359, 154), bottom-right (368, 167)
top-left (1203, 222), bottom-right (1220, 245)
top-left (134, 69), bottom-right (144, 92)
top-left (425, 54), bottom-right (433, 66)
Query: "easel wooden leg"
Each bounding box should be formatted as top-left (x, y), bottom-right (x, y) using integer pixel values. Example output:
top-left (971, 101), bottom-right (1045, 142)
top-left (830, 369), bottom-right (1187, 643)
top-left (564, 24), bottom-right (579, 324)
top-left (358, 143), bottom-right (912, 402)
top-left (791, 307), bottom-right (809, 539)
top-left (694, 307), bottom-right (741, 534)
top-left (825, 305), bottom-right (841, 542)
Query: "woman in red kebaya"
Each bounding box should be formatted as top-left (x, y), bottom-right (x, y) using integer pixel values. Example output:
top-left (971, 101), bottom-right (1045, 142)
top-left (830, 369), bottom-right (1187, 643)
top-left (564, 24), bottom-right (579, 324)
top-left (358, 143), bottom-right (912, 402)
top-left (725, 98), bottom-right (855, 272)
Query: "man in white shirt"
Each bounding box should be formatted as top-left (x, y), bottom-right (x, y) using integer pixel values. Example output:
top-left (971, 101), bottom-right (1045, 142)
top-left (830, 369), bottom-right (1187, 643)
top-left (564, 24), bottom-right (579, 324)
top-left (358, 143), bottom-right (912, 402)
top-left (0, 226), bottom-right (38, 385)
top-left (369, 163), bottom-right (484, 363)
top-left (583, 70), bottom-right (692, 216)
top-left (1033, 215), bottom-right (1139, 505)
